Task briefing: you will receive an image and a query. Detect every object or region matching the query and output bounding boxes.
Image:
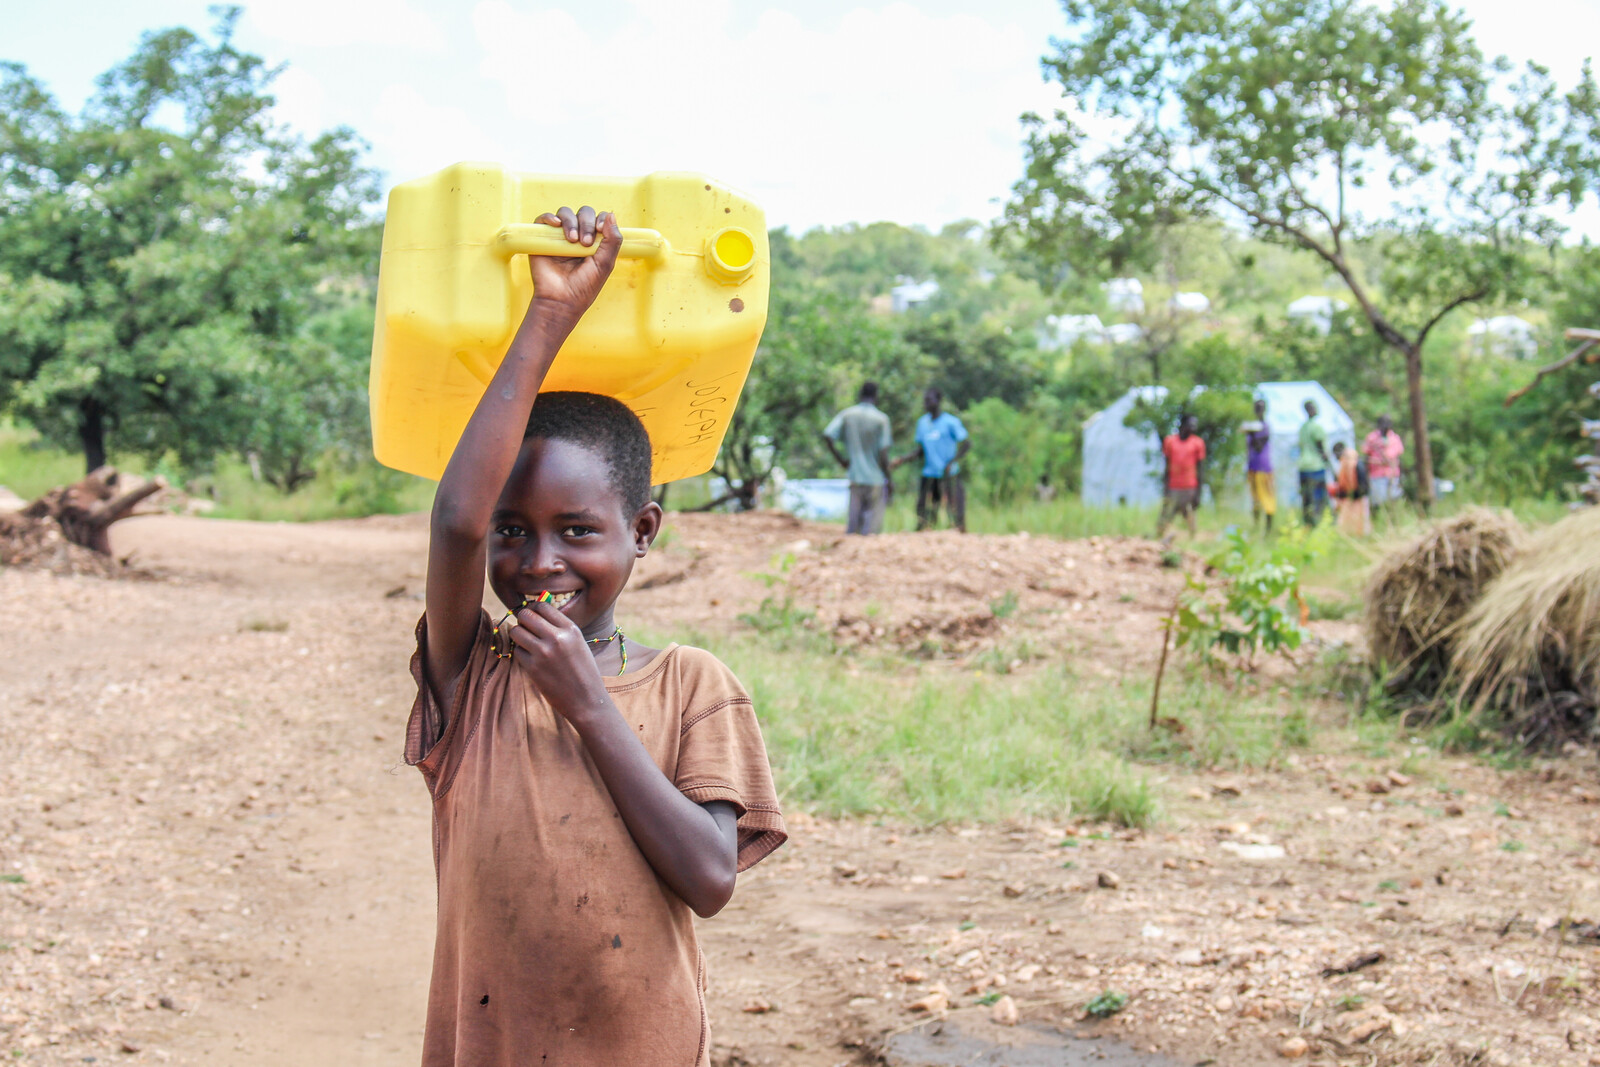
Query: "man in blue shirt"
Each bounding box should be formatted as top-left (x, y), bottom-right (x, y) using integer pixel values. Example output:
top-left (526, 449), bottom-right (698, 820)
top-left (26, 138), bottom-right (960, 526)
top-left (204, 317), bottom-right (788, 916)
top-left (822, 381), bottom-right (894, 535)
top-left (894, 386), bottom-right (970, 532)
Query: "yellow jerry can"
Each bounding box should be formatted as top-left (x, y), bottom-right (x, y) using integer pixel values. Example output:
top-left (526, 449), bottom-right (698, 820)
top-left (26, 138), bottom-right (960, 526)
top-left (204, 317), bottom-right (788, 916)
top-left (368, 163), bottom-right (768, 484)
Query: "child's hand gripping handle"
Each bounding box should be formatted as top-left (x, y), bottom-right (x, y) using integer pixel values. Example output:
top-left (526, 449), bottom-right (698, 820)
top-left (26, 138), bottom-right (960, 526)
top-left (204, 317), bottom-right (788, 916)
top-left (493, 223), bottom-right (669, 261)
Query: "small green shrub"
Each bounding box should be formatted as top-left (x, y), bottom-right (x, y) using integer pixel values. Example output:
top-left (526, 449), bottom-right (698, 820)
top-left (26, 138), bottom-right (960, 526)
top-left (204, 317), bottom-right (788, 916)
top-left (1084, 990), bottom-right (1129, 1018)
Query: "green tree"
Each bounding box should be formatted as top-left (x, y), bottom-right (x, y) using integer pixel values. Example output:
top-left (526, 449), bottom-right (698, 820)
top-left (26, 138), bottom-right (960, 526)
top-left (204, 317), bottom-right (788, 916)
top-left (900, 313), bottom-right (1042, 410)
top-left (705, 287), bottom-right (930, 508)
top-left (0, 9), bottom-right (380, 476)
top-left (1006, 0), bottom-right (1600, 504)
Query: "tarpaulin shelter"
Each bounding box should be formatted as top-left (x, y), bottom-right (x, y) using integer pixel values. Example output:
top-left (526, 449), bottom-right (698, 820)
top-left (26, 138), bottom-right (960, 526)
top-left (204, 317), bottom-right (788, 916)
top-left (1081, 381), bottom-right (1356, 508)
top-left (1253, 381), bottom-right (1356, 507)
top-left (1081, 386), bottom-right (1170, 507)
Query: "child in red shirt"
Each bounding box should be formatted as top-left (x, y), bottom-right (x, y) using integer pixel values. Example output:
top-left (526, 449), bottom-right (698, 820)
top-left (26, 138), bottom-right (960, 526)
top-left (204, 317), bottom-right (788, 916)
top-left (1156, 414), bottom-right (1206, 542)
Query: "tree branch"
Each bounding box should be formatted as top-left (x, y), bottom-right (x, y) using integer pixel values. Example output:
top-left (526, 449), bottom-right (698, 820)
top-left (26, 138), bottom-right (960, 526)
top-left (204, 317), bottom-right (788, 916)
top-left (1504, 337), bottom-right (1600, 406)
top-left (1333, 141), bottom-right (1347, 254)
top-left (1414, 286), bottom-right (1491, 351)
top-left (87, 477), bottom-right (165, 528)
top-left (1283, 168), bottom-right (1339, 243)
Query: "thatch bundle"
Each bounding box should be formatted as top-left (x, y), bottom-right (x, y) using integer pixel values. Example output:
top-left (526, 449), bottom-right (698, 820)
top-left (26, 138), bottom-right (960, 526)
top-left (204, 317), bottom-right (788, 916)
top-left (1450, 507), bottom-right (1600, 743)
top-left (1363, 508), bottom-right (1524, 694)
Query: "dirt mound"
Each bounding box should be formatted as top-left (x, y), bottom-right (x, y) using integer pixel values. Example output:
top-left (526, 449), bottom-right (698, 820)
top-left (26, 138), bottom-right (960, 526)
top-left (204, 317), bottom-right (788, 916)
top-left (637, 514), bottom-right (1184, 667)
top-left (787, 531), bottom-right (1177, 659)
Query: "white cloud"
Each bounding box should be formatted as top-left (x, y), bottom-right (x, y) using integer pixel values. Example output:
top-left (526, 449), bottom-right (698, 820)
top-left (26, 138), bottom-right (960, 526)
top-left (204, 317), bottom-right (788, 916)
top-left (268, 66), bottom-right (327, 135)
top-left (468, 0), bottom-right (1065, 230)
top-left (244, 0), bottom-right (445, 51)
top-left (371, 85), bottom-right (504, 177)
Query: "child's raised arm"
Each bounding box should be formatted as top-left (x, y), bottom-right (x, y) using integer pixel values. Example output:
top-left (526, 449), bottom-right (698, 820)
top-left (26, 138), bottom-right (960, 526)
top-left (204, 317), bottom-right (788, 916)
top-left (424, 208), bottom-right (623, 699)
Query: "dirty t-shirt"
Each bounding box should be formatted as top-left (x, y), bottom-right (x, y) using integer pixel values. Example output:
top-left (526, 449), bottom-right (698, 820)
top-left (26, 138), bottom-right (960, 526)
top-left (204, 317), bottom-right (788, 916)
top-left (404, 613), bottom-right (787, 1067)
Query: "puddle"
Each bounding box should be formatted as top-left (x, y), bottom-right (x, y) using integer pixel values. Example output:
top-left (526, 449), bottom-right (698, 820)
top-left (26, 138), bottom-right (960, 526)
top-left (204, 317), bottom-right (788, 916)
top-left (884, 1021), bottom-right (1187, 1067)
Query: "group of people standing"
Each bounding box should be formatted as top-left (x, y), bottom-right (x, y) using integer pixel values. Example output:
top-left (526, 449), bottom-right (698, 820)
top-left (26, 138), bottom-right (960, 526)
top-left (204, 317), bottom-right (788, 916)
top-left (1159, 398), bottom-right (1407, 540)
top-left (822, 383), bottom-right (970, 535)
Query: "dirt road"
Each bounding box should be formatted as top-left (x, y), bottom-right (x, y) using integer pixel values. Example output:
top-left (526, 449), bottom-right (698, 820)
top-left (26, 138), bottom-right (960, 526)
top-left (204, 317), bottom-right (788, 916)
top-left (2, 513), bottom-right (1598, 1067)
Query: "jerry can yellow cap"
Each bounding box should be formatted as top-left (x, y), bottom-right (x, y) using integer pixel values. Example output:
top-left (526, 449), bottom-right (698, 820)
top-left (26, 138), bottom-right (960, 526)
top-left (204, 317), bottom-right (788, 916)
top-left (368, 164), bottom-right (769, 485)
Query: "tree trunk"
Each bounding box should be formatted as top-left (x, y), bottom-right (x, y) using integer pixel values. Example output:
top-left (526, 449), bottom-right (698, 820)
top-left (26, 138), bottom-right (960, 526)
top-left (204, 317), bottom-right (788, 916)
top-left (78, 399), bottom-right (107, 474)
top-left (1402, 343), bottom-right (1435, 508)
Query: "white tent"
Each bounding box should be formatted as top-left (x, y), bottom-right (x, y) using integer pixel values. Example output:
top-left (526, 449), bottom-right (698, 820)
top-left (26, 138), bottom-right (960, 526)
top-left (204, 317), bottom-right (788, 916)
top-left (1468, 316), bottom-right (1537, 360)
top-left (1287, 295), bottom-right (1349, 335)
top-left (1081, 381), bottom-right (1356, 508)
top-left (1037, 313), bottom-right (1106, 350)
top-left (889, 277), bottom-right (940, 313)
top-left (1104, 278), bottom-right (1145, 314)
top-left (1082, 386), bottom-right (1169, 507)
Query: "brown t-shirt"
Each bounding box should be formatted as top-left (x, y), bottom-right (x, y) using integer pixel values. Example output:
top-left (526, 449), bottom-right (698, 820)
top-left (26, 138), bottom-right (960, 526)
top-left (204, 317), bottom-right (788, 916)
top-left (404, 612), bottom-right (786, 1067)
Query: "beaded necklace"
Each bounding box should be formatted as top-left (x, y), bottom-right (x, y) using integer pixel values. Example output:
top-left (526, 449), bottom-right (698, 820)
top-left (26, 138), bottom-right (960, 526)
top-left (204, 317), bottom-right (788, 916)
top-left (586, 626), bottom-right (628, 676)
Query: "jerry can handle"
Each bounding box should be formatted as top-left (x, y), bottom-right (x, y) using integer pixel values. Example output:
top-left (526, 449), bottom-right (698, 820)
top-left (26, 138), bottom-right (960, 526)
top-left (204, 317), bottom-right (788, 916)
top-left (492, 223), bottom-right (668, 261)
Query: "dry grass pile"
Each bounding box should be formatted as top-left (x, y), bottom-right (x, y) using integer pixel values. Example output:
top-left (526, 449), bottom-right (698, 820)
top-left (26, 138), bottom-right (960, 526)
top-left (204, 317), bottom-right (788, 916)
top-left (1363, 508), bottom-right (1524, 694)
top-left (1450, 506), bottom-right (1600, 743)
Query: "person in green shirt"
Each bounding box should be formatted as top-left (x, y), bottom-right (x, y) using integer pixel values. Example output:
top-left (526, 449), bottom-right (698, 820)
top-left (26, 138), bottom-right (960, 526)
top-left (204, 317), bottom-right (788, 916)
top-left (823, 381), bottom-right (893, 535)
top-left (1297, 399), bottom-right (1332, 526)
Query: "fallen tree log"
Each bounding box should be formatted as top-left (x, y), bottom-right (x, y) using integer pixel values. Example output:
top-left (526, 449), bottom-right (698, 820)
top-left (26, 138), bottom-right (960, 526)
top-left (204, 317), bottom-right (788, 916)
top-left (1, 467), bottom-right (165, 572)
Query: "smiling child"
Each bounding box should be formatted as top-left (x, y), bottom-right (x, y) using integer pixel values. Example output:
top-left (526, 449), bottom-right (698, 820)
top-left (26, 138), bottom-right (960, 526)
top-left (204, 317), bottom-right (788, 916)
top-left (403, 206), bottom-right (786, 1066)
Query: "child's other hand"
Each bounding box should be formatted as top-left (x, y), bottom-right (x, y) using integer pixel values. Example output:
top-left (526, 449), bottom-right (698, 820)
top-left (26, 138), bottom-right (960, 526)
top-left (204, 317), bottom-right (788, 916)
top-left (508, 601), bottom-right (612, 724)
top-left (528, 206), bottom-right (623, 320)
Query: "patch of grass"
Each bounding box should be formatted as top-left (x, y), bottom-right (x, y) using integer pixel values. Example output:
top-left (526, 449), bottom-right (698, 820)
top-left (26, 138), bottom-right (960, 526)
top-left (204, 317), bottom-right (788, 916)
top-left (670, 634), bottom-right (1165, 825)
top-left (976, 991), bottom-right (1002, 1006)
top-left (0, 420), bottom-right (88, 498)
top-left (0, 874), bottom-right (23, 884)
top-left (1335, 994), bottom-right (1366, 1012)
top-left (241, 618), bottom-right (290, 633)
top-left (1499, 840), bottom-right (1525, 852)
top-left (200, 459), bottom-right (435, 521)
top-left (1305, 593), bottom-right (1359, 621)
top-left (641, 626), bottom-right (1353, 826)
top-left (1280, 706), bottom-right (1313, 748)
top-left (989, 590), bottom-right (1019, 618)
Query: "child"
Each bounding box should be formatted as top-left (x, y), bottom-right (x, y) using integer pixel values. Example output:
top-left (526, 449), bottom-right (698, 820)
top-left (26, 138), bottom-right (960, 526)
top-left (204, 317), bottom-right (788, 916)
top-left (1330, 441), bottom-right (1370, 537)
top-left (404, 206), bottom-right (787, 1066)
top-left (1155, 413), bottom-right (1205, 543)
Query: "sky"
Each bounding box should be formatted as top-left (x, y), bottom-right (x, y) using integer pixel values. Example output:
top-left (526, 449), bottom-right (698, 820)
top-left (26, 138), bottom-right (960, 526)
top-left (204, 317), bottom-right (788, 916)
top-left (4, 0), bottom-right (1597, 233)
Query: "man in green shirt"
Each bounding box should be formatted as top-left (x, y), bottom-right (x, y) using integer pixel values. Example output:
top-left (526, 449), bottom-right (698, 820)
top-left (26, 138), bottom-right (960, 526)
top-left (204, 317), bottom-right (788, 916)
top-left (1297, 399), bottom-right (1332, 526)
top-left (823, 381), bottom-right (893, 534)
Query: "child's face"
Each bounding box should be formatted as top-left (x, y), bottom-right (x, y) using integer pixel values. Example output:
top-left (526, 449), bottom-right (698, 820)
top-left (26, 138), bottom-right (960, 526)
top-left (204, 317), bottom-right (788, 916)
top-left (487, 438), bottom-right (661, 635)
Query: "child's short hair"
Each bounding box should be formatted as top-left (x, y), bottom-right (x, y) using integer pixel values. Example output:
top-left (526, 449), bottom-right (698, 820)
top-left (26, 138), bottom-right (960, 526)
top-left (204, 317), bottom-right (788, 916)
top-left (524, 392), bottom-right (653, 512)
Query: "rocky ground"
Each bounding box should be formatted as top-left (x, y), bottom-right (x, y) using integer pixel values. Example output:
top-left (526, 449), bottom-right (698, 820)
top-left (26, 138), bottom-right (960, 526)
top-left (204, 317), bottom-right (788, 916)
top-left (0, 511), bottom-right (1596, 1066)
